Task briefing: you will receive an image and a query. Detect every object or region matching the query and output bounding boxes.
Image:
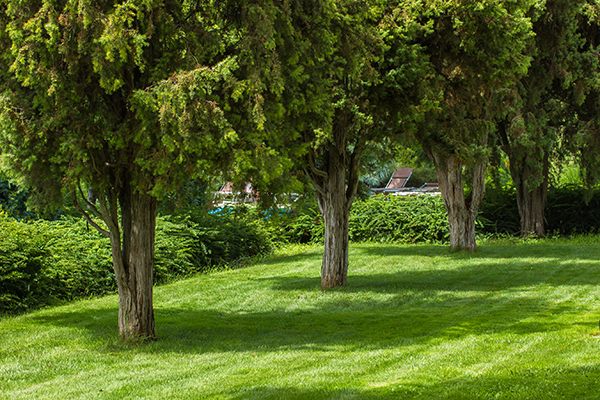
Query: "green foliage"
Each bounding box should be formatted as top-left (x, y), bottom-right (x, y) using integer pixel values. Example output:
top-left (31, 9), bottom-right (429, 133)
top-left (478, 188), bottom-right (521, 235)
top-left (405, 167), bottom-right (438, 188)
top-left (0, 215), bottom-right (116, 313)
top-left (386, 0), bottom-right (535, 165)
top-left (277, 194), bottom-right (449, 245)
top-left (0, 211), bottom-right (272, 315)
top-left (0, 175), bottom-right (33, 220)
top-left (349, 195), bottom-right (449, 243)
top-left (168, 208), bottom-right (273, 271)
top-left (0, 214), bottom-right (51, 312)
top-left (478, 185), bottom-right (600, 236)
top-left (275, 205), bottom-right (325, 245)
top-left (157, 179), bottom-right (212, 216)
top-left (545, 185), bottom-right (600, 235)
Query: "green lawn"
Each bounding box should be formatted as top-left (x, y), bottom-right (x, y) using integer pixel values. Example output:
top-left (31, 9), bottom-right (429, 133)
top-left (1, 239), bottom-right (600, 399)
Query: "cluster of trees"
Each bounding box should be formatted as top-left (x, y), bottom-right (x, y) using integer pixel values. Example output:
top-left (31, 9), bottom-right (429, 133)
top-left (1, 0), bottom-right (599, 340)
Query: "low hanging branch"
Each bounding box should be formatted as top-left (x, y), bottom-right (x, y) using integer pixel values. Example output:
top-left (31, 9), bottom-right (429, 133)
top-left (72, 188), bottom-right (110, 238)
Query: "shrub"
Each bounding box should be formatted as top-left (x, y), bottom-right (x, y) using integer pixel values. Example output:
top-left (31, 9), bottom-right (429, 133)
top-left (545, 186), bottom-right (600, 235)
top-left (0, 177), bottom-right (34, 220)
top-left (349, 195), bottom-right (448, 243)
top-left (478, 188), bottom-right (520, 235)
top-left (157, 208), bottom-right (273, 276)
top-left (478, 186), bottom-right (600, 236)
top-left (0, 215), bottom-right (51, 312)
top-left (275, 194), bottom-right (449, 245)
top-left (273, 206), bottom-right (324, 244)
top-left (0, 209), bottom-right (273, 315)
top-left (43, 218), bottom-right (116, 301)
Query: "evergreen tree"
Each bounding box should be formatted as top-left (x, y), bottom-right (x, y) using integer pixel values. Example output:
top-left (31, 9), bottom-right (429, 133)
top-left (384, 0), bottom-right (534, 250)
top-left (0, 0), bottom-right (267, 340)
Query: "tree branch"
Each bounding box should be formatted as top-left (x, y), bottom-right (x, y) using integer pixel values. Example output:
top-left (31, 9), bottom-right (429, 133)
top-left (346, 137), bottom-right (366, 210)
top-left (98, 188), bottom-right (120, 240)
top-left (77, 183), bottom-right (103, 220)
top-left (303, 166), bottom-right (326, 198)
top-left (72, 191), bottom-right (110, 237)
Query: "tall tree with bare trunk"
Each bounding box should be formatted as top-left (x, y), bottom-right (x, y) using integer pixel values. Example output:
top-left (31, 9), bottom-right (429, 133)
top-left (0, 0), bottom-right (272, 340)
top-left (496, 0), bottom-right (593, 237)
top-left (384, 0), bottom-right (534, 251)
top-left (241, 0), bottom-right (389, 288)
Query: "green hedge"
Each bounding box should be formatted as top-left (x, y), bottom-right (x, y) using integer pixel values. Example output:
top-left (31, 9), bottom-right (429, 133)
top-left (545, 186), bottom-right (600, 234)
top-left (5, 185), bottom-right (598, 314)
top-left (0, 210), bottom-right (272, 314)
top-left (478, 188), bottom-right (520, 235)
top-left (276, 194), bottom-right (449, 245)
top-left (349, 195), bottom-right (449, 243)
top-left (277, 185), bottom-right (600, 244)
top-left (479, 186), bottom-right (600, 235)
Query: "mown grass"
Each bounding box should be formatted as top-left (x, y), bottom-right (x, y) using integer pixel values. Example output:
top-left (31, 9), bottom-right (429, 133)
top-left (1, 238), bottom-right (600, 399)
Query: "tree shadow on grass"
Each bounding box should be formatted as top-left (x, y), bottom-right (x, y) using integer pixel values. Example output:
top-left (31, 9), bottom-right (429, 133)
top-left (21, 243), bottom-right (600, 356)
top-left (26, 284), bottom-right (584, 357)
top-left (261, 247), bottom-right (324, 266)
top-left (263, 256), bottom-right (600, 294)
top-left (355, 242), bottom-right (600, 262)
top-left (219, 363), bottom-right (600, 399)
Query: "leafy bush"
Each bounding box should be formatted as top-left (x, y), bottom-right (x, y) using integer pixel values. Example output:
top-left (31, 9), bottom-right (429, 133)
top-left (155, 208), bottom-right (273, 280)
top-left (349, 195), bottom-right (449, 243)
top-left (478, 185), bottom-right (600, 236)
top-left (0, 210), bottom-right (273, 315)
top-left (478, 188), bottom-right (520, 235)
top-left (0, 176), bottom-right (33, 220)
top-left (276, 194), bottom-right (449, 245)
top-left (43, 218), bottom-right (116, 300)
top-left (273, 206), bottom-right (324, 244)
top-left (546, 186), bottom-right (600, 234)
top-left (0, 216), bottom-right (51, 312)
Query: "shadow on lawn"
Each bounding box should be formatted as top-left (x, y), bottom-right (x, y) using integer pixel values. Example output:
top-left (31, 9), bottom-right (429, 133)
top-left (220, 363), bottom-right (600, 399)
top-left (356, 242), bottom-right (600, 262)
top-left (25, 243), bottom-right (599, 354)
top-left (264, 256), bottom-right (600, 294)
top-left (29, 286), bottom-right (584, 356)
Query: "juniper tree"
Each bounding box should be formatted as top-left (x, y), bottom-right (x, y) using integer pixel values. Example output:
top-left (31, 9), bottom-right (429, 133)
top-left (495, 0), bottom-right (594, 237)
top-left (0, 0), bottom-right (268, 340)
top-left (243, 0), bottom-right (395, 288)
top-left (383, 0), bottom-right (534, 251)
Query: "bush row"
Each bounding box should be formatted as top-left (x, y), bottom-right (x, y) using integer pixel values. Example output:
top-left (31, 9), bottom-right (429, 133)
top-left (274, 194), bottom-right (449, 244)
top-left (0, 210), bottom-right (272, 314)
top-left (479, 186), bottom-right (600, 235)
top-left (4, 185), bottom-right (597, 314)
top-left (276, 185), bottom-right (600, 244)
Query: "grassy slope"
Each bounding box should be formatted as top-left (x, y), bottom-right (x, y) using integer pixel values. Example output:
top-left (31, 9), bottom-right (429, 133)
top-left (1, 239), bottom-right (600, 399)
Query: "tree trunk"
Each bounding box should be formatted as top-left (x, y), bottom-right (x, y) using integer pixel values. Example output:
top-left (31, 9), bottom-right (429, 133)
top-left (316, 160), bottom-right (350, 288)
top-left (304, 110), bottom-right (362, 289)
top-left (498, 122), bottom-right (550, 237)
top-left (101, 174), bottom-right (157, 341)
top-left (118, 191), bottom-right (157, 340)
top-left (511, 155), bottom-right (549, 237)
top-left (433, 153), bottom-right (487, 251)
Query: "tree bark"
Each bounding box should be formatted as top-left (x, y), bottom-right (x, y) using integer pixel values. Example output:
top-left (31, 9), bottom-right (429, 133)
top-left (499, 122), bottom-right (549, 237)
top-left (304, 110), bottom-right (362, 289)
top-left (117, 190), bottom-right (157, 340)
top-left (93, 170), bottom-right (157, 341)
top-left (432, 153), bottom-right (487, 251)
top-left (511, 155), bottom-right (548, 237)
top-left (316, 158), bottom-right (351, 288)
